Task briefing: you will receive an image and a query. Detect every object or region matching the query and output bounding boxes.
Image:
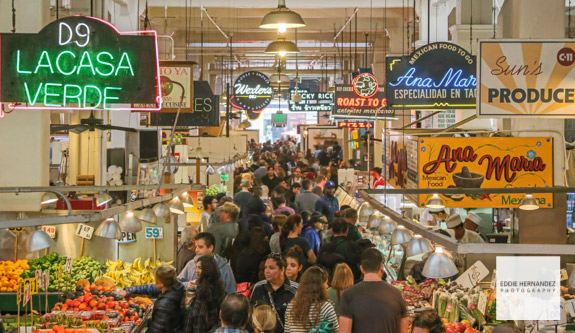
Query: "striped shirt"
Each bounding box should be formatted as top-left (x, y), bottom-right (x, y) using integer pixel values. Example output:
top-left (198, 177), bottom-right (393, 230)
top-left (284, 301), bottom-right (339, 333)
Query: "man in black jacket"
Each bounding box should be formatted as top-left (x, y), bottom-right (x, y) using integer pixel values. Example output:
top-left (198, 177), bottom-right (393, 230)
top-left (145, 265), bottom-right (185, 333)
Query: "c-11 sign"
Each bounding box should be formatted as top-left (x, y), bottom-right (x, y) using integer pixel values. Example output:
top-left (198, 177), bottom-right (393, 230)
top-left (0, 16), bottom-right (161, 112)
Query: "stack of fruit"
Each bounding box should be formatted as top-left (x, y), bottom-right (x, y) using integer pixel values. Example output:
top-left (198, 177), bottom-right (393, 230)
top-left (103, 257), bottom-right (173, 288)
top-left (441, 320), bottom-right (479, 333)
top-left (391, 277), bottom-right (441, 308)
top-left (205, 185), bottom-right (220, 196)
top-left (0, 259), bottom-right (29, 292)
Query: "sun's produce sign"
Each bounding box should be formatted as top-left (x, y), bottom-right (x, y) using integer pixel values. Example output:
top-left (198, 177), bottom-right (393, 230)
top-left (386, 42), bottom-right (476, 110)
top-left (0, 16), bottom-right (160, 112)
top-left (479, 40), bottom-right (575, 117)
top-left (418, 137), bottom-right (553, 208)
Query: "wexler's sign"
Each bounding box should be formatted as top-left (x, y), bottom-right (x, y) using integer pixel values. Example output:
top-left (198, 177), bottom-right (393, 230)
top-left (231, 71), bottom-right (273, 120)
top-left (0, 16), bottom-right (161, 112)
top-left (386, 42), bottom-right (476, 109)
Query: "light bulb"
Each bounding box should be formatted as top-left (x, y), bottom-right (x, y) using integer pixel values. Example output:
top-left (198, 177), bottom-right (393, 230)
top-left (278, 23), bottom-right (287, 33)
top-left (279, 51), bottom-right (287, 57)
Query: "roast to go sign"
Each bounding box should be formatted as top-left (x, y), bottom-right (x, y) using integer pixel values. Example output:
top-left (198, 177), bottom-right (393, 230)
top-left (333, 85), bottom-right (394, 117)
top-left (0, 16), bottom-right (160, 112)
top-left (145, 227), bottom-right (163, 239)
top-left (478, 40), bottom-right (575, 117)
top-left (386, 42), bottom-right (476, 109)
top-left (418, 137), bottom-right (554, 208)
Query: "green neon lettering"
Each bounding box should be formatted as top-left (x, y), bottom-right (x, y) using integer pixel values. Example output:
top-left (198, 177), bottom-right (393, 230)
top-left (104, 87), bottom-right (122, 107)
top-left (44, 83), bottom-right (63, 107)
top-left (34, 51), bottom-right (54, 74)
top-left (63, 84), bottom-right (82, 106)
top-left (115, 52), bottom-right (135, 76)
top-left (56, 51), bottom-right (77, 76)
top-left (76, 51), bottom-right (96, 75)
top-left (24, 82), bottom-right (43, 105)
top-left (16, 50), bottom-right (32, 74)
top-left (83, 85), bottom-right (102, 109)
top-left (95, 52), bottom-right (115, 76)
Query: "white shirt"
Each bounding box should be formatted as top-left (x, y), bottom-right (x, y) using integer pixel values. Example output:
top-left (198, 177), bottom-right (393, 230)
top-left (199, 211), bottom-right (211, 232)
top-left (446, 229), bottom-right (485, 243)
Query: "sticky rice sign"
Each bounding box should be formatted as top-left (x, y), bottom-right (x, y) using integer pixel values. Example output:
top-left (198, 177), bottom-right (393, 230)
top-left (418, 137), bottom-right (553, 208)
top-left (479, 40), bottom-right (575, 117)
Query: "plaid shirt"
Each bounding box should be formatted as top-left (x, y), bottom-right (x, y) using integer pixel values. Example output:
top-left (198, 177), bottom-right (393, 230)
top-left (213, 327), bottom-right (249, 333)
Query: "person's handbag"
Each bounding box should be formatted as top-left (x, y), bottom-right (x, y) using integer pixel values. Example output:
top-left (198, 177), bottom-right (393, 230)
top-left (310, 321), bottom-right (335, 333)
top-left (237, 282), bottom-right (252, 299)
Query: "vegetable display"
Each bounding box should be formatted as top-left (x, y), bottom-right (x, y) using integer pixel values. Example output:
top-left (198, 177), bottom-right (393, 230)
top-left (0, 259), bottom-right (29, 292)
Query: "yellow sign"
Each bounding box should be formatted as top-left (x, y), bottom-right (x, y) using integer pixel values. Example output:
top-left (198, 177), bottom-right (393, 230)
top-left (479, 40), bottom-right (575, 117)
top-left (185, 190), bottom-right (205, 227)
top-left (21, 278), bottom-right (38, 295)
top-left (8, 227), bottom-right (25, 233)
top-left (418, 137), bottom-right (553, 208)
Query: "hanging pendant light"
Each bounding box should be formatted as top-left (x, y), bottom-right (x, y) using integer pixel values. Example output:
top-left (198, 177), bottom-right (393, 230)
top-left (260, 0), bottom-right (306, 32)
top-left (95, 192), bottom-right (113, 207)
top-left (206, 165), bottom-right (216, 175)
top-left (180, 192), bottom-right (194, 208)
top-left (265, 37), bottom-right (300, 56)
top-left (269, 72), bottom-right (291, 87)
top-left (377, 216), bottom-right (397, 235)
top-left (27, 227), bottom-right (56, 252)
top-left (153, 202), bottom-right (171, 219)
top-left (138, 208), bottom-right (158, 224)
top-left (120, 211), bottom-right (143, 233)
top-left (168, 197), bottom-right (186, 215)
top-left (519, 194), bottom-right (539, 210)
top-left (94, 218), bottom-right (123, 239)
top-left (425, 194), bottom-right (445, 209)
top-left (41, 192), bottom-right (59, 205)
top-left (358, 202), bottom-right (375, 224)
top-left (391, 225), bottom-right (413, 246)
top-left (406, 234), bottom-right (434, 257)
top-left (422, 247), bottom-right (459, 279)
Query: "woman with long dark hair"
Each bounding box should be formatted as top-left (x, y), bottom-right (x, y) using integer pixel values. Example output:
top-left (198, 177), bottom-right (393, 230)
top-left (280, 214), bottom-right (316, 265)
top-left (234, 227), bottom-right (270, 284)
top-left (185, 256), bottom-right (226, 333)
top-left (285, 267), bottom-right (339, 333)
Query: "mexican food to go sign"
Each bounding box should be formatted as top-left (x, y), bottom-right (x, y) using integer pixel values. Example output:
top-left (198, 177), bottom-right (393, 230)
top-left (479, 40), bottom-right (575, 117)
top-left (418, 137), bottom-right (553, 208)
top-left (0, 16), bottom-right (161, 112)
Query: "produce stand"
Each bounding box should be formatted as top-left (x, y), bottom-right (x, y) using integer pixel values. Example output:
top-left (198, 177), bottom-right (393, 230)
top-left (0, 292), bottom-right (59, 313)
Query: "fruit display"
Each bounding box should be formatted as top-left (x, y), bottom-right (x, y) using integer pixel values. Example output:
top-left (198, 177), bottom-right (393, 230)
top-left (391, 277), bottom-right (442, 308)
top-left (441, 319), bottom-right (479, 333)
top-left (22, 254), bottom-right (105, 292)
top-left (434, 282), bottom-right (487, 326)
top-left (104, 258), bottom-right (173, 288)
top-left (35, 327), bottom-right (95, 333)
top-left (205, 185), bottom-right (221, 196)
top-left (0, 259), bottom-right (29, 292)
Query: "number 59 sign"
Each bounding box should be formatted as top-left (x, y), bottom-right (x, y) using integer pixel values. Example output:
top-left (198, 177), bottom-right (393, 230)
top-left (145, 227), bottom-right (163, 239)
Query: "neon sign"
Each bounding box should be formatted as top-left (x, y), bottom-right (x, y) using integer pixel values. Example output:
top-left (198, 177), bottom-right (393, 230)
top-left (0, 16), bottom-right (161, 112)
top-left (352, 73), bottom-right (379, 98)
top-left (386, 42), bottom-right (476, 110)
top-left (333, 85), bottom-right (394, 117)
top-left (338, 121), bottom-right (373, 128)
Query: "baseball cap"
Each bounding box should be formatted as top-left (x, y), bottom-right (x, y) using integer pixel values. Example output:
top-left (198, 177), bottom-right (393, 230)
top-left (465, 212), bottom-right (482, 225)
top-left (325, 180), bottom-right (336, 188)
top-left (445, 214), bottom-right (463, 229)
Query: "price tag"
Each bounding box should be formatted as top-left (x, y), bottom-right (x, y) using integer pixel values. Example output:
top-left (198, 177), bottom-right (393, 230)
top-left (567, 299), bottom-right (575, 317)
top-left (35, 270), bottom-right (42, 288)
top-left (23, 283), bottom-right (30, 306)
top-left (43, 270), bottom-right (50, 289)
top-left (65, 257), bottom-right (73, 272)
top-left (490, 269), bottom-right (497, 290)
top-left (455, 261), bottom-right (490, 289)
top-left (561, 268), bottom-right (569, 281)
top-left (8, 227), bottom-right (25, 233)
top-left (145, 227), bottom-right (163, 239)
top-left (541, 298), bottom-right (567, 325)
top-left (75, 224), bottom-right (94, 240)
top-left (22, 278), bottom-right (38, 295)
top-left (478, 292), bottom-right (488, 315)
top-left (16, 284), bottom-right (21, 305)
top-left (42, 225), bottom-right (56, 238)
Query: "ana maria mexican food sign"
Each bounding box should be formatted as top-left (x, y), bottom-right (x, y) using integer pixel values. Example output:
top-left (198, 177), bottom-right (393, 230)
top-left (418, 137), bottom-right (553, 208)
top-left (0, 16), bottom-right (160, 112)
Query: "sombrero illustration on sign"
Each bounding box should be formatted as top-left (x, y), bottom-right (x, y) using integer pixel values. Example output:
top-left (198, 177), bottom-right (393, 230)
top-left (230, 71), bottom-right (273, 120)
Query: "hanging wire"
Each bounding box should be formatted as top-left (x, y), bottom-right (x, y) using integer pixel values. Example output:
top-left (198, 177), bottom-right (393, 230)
top-left (11, 0), bottom-right (16, 33)
top-left (470, 0), bottom-right (473, 54)
top-left (185, 0), bottom-right (188, 61)
top-left (570, 0), bottom-right (573, 39)
top-left (492, 0), bottom-right (496, 39)
top-left (402, 0), bottom-right (406, 56)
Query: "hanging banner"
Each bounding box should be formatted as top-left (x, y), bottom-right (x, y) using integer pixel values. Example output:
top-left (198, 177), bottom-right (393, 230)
top-left (333, 85), bottom-right (394, 117)
top-left (231, 71), bottom-right (273, 120)
top-left (288, 89), bottom-right (333, 112)
top-left (418, 137), bottom-right (554, 208)
top-left (158, 62), bottom-right (193, 112)
top-left (478, 40), bottom-right (575, 117)
top-left (386, 42), bottom-right (476, 109)
top-left (0, 16), bottom-right (161, 112)
top-left (150, 81), bottom-right (220, 127)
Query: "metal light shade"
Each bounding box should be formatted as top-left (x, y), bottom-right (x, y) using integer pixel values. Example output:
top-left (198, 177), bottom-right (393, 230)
top-left (138, 208), bottom-right (157, 224)
top-left (391, 225), bottom-right (413, 245)
top-left (95, 192), bottom-right (113, 207)
top-left (0, 229), bottom-right (16, 249)
top-left (425, 194), bottom-right (445, 209)
top-left (206, 165), bottom-right (216, 175)
top-left (41, 192), bottom-right (58, 205)
top-left (367, 211), bottom-right (385, 229)
top-left (269, 73), bottom-right (291, 86)
top-left (120, 211), bottom-right (143, 233)
top-left (27, 228), bottom-right (56, 252)
top-left (422, 247), bottom-right (459, 278)
top-left (519, 194), bottom-right (539, 210)
top-left (94, 218), bottom-right (122, 239)
top-left (153, 202), bottom-right (171, 219)
top-left (406, 235), bottom-right (435, 257)
top-left (168, 197), bottom-right (186, 215)
top-left (265, 38), bottom-right (300, 55)
top-left (377, 217), bottom-right (397, 235)
top-left (358, 202), bottom-right (375, 224)
top-left (260, 1), bottom-right (305, 31)
top-left (180, 193), bottom-right (194, 208)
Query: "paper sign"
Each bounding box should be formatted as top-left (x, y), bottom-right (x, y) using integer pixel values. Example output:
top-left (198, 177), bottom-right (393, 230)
top-left (119, 231), bottom-right (137, 244)
top-left (145, 227), bottom-right (163, 239)
top-left (490, 269), bottom-right (497, 290)
top-left (23, 283), bottom-right (30, 306)
top-left (35, 270), bottom-right (42, 288)
top-left (541, 298), bottom-right (567, 325)
top-left (75, 224), bottom-right (94, 240)
top-left (561, 269), bottom-right (569, 281)
top-left (478, 292), bottom-right (488, 315)
top-left (22, 278), bottom-right (38, 295)
top-left (455, 261), bottom-right (490, 289)
top-left (566, 299), bottom-right (575, 317)
top-left (42, 225), bottom-right (56, 238)
top-left (43, 270), bottom-right (50, 289)
top-left (65, 257), bottom-right (73, 272)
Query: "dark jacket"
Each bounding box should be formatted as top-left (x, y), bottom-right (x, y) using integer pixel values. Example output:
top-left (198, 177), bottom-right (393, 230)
top-left (250, 279), bottom-right (298, 333)
top-left (147, 283), bottom-right (185, 333)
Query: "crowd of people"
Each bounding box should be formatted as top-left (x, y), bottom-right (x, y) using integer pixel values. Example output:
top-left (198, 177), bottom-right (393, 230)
top-left (131, 138), bottom-right (516, 333)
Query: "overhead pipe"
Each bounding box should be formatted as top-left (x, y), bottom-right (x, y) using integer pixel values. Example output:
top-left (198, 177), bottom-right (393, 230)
top-left (334, 8), bottom-right (359, 41)
top-left (201, 6), bottom-right (229, 41)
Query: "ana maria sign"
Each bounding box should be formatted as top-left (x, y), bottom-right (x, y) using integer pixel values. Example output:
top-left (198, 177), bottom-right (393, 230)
top-left (386, 42), bottom-right (476, 110)
top-left (0, 16), bottom-right (161, 112)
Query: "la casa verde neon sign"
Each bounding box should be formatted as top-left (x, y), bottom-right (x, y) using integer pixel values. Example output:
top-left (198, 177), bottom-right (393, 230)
top-left (0, 16), bottom-right (161, 114)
